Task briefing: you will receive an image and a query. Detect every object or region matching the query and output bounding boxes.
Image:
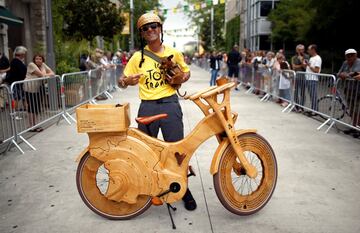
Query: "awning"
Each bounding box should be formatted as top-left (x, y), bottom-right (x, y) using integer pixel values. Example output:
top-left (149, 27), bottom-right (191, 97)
top-left (0, 6), bottom-right (23, 26)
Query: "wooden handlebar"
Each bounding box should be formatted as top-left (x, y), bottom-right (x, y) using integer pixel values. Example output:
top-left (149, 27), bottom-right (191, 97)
top-left (184, 86), bottom-right (218, 100)
top-left (201, 82), bottom-right (235, 98)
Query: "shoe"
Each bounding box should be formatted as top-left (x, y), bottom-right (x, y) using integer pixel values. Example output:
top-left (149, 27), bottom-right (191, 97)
top-left (344, 129), bottom-right (357, 135)
top-left (281, 102), bottom-right (289, 107)
top-left (182, 188), bottom-right (197, 211)
top-left (304, 111), bottom-right (317, 117)
top-left (15, 116), bottom-right (22, 120)
top-left (235, 87), bottom-right (239, 91)
top-left (353, 133), bottom-right (360, 138)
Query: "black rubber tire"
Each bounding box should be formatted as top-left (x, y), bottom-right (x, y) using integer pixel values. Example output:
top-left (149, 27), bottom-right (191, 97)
top-left (317, 95), bottom-right (345, 120)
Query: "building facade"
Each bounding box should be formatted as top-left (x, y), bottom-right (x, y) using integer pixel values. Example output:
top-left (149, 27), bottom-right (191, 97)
top-left (225, 0), bottom-right (279, 51)
top-left (1, 0), bottom-right (47, 63)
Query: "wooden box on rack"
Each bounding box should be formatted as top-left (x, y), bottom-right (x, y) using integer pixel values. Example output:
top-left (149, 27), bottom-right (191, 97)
top-left (76, 103), bottom-right (130, 133)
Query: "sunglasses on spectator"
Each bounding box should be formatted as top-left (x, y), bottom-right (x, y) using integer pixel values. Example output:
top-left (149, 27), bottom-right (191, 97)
top-left (141, 23), bottom-right (159, 32)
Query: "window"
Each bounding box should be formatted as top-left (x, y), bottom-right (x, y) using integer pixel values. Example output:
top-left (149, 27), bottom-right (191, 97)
top-left (259, 35), bottom-right (270, 50)
top-left (260, 1), bottom-right (273, 17)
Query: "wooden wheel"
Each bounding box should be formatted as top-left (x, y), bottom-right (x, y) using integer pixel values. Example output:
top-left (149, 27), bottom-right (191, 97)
top-left (213, 133), bottom-right (277, 215)
top-left (76, 152), bottom-right (152, 220)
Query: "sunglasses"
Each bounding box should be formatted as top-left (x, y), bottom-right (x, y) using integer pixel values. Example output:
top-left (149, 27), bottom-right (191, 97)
top-left (141, 23), bottom-right (159, 32)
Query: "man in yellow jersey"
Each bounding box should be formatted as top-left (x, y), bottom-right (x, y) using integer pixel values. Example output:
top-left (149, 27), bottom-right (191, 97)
top-left (118, 13), bottom-right (196, 211)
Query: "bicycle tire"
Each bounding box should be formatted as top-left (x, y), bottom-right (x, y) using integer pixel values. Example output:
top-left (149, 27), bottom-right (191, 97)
top-left (213, 133), bottom-right (277, 215)
top-left (317, 95), bottom-right (345, 120)
top-left (76, 152), bottom-right (152, 220)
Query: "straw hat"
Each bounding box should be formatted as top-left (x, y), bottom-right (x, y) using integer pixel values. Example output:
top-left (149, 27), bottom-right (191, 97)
top-left (136, 13), bottom-right (162, 30)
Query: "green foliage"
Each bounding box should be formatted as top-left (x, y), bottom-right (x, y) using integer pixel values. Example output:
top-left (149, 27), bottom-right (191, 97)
top-left (185, 1), bottom-right (225, 52)
top-left (225, 17), bottom-right (240, 52)
top-left (61, 0), bottom-right (125, 41)
top-left (118, 0), bottom-right (161, 50)
top-left (268, 0), bottom-right (314, 44)
top-left (268, 0), bottom-right (360, 72)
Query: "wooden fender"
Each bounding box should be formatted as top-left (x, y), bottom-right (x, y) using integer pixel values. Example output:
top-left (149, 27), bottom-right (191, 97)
top-left (210, 129), bottom-right (257, 175)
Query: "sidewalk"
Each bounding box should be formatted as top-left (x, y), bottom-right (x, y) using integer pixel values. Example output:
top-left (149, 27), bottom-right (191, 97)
top-left (1, 65), bottom-right (359, 233)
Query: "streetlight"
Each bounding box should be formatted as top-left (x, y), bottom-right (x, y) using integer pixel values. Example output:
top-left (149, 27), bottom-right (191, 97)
top-left (210, 6), bottom-right (214, 49)
top-left (45, 0), bottom-right (55, 70)
top-left (130, 0), bottom-right (134, 51)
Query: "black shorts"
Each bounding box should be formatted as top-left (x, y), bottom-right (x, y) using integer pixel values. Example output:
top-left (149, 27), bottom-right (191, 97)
top-left (228, 66), bottom-right (239, 78)
top-left (138, 94), bottom-right (183, 142)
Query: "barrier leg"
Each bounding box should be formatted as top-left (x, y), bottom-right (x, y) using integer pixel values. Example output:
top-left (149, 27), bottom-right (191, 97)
top-left (317, 118), bottom-right (331, 130)
top-left (282, 103), bottom-right (293, 113)
top-left (324, 121), bottom-right (336, 134)
top-left (104, 91), bottom-right (113, 99)
top-left (18, 135), bottom-right (36, 151)
top-left (57, 113), bottom-right (72, 125)
top-left (65, 112), bottom-right (77, 123)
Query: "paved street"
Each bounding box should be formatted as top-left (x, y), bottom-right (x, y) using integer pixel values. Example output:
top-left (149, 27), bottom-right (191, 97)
top-left (1, 65), bottom-right (360, 233)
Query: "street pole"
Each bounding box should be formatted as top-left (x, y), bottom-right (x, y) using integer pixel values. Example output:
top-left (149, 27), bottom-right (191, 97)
top-left (45, 0), bottom-right (55, 70)
top-left (210, 6), bottom-right (214, 49)
top-left (130, 0), bottom-right (134, 51)
top-left (270, 0), bottom-right (275, 51)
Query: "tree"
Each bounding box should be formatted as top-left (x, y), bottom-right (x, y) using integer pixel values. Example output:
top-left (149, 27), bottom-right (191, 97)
top-left (267, 0), bottom-right (314, 46)
top-left (185, 1), bottom-right (225, 52)
top-left (61, 0), bottom-right (125, 41)
top-left (118, 0), bottom-right (161, 50)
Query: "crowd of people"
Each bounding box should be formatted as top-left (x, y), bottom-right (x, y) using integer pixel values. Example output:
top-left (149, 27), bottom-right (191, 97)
top-left (199, 44), bottom-right (360, 138)
top-left (0, 46), bottom-right (55, 132)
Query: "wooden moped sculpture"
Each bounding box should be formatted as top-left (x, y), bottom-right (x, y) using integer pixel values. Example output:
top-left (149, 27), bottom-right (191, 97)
top-left (75, 81), bottom-right (277, 222)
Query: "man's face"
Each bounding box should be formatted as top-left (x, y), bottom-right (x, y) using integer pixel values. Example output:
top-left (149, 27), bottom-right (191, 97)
top-left (141, 23), bottom-right (160, 42)
top-left (345, 53), bottom-right (357, 64)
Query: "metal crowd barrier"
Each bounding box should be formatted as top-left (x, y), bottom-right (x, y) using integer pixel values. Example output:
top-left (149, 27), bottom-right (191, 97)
top-left (0, 84), bottom-right (22, 152)
top-left (239, 63), bottom-right (253, 88)
top-left (291, 72), bottom-right (337, 118)
top-left (60, 70), bottom-right (90, 123)
top-left (1, 67), bottom-right (119, 154)
top-left (8, 75), bottom-right (62, 152)
top-left (318, 78), bottom-right (360, 133)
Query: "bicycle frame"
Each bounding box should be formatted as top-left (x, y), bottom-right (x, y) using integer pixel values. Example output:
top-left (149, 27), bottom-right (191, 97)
top-left (77, 82), bottom-right (257, 204)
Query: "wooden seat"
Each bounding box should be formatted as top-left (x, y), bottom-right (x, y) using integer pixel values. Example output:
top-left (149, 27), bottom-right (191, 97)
top-left (135, 113), bottom-right (168, 125)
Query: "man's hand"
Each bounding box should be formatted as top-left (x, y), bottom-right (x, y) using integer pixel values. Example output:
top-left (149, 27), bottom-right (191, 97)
top-left (118, 73), bottom-right (142, 88)
top-left (338, 72), bottom-right (348, 80)
top-left (125, 74), bottom-right (142, 85)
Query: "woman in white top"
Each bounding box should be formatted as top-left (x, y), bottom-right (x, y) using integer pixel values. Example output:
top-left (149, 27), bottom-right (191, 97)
top-left (24, 54), bottom-right (54, 132)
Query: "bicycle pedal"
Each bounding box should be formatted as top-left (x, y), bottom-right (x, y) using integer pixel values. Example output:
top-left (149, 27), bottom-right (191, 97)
top-left (187, 165), bottom-right (196, 177)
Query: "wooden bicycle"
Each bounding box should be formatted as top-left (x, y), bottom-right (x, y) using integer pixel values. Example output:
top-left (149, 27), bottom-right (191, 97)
top-left (75, 81), bottom-right (277, 223)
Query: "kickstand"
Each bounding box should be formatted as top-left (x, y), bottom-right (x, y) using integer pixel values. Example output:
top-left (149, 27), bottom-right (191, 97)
top-left (166, 203), bottom-right (177, 229)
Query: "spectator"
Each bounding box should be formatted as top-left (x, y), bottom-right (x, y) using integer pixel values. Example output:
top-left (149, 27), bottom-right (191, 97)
top-left (304, 44), bottom-right (322, 116)
top-left (263, 51), bottom-right (275, 94)
top-left (79, 53), bottom-right (88, 71)
top-left (337, 48), bottom-right (360, 138)
top-left (209, 51), bottom-right (221, 86)
top-left (24, 54), bottom-right (54, 132)
top-left (0, 51), bottom-right (10, 84)
top-left (3, 46), bottom-right (28, 110)
top-left (112, 51), bottom-right (123, 78)
top-left (227, 44), bottom-right (241, 90)
top-left (277, 54), bottom-right (291, 107)
top-left (291, 44), bottom-right (309, 112)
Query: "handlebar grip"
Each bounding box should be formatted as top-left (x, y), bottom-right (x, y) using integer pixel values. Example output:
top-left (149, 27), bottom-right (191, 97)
top-left (201, 82), bottom-right (235, 98)
top-left (185, 86), bottom-right (218, 100)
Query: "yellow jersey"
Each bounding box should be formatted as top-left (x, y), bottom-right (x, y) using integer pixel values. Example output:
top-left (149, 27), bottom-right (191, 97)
top-left (123, 45), bottom-right (190, 100)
